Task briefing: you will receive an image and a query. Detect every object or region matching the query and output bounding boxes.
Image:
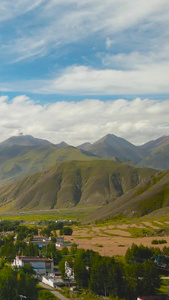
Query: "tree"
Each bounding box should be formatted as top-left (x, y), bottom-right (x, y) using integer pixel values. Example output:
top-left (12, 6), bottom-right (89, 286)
top-left (0, 267), bottom-right (18, 300)
top-left (125, 243), bottom-right (153, 262)
top-left (124, 260), bottom-right (161, 300)
top-left (17, 266), bottom-right (38, 299)
top-left (0, 265), bottom-right (38, 300)
top-left (70, 243), bottom-right (78, 255)
top-left (0, 241), bottom-right (16, 261)
top-left (141, 260), bottom-right (161, 295)
top-left (90, 256), bottom-right (110, 296)
top-left (74, 250), bottom-right (89, 288)
top-left (40, 227), bottom-right (51, 238)
top-left (44, 243), bottom-right (62, 265)
top-left (60, 227), bottom-right (73, 236)
top-left (61, 246), bottom-right (69, 256)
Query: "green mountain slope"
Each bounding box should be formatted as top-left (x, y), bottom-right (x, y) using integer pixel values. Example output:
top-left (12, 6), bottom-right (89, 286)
top-left (0, 145), bottom-right (98, 186)
top-left (0, 160), bottom-right (156, 212)
top-left (84, 170), bottom-right (169, 222)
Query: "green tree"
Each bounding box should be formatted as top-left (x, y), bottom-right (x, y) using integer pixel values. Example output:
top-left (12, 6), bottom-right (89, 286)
top-left (40, 227), bottom-right (51, 238)
top-left (61, 246), bottom-right (69, 256)
top-left (125, 243), bottom-right (153, 262)
top-left (60, 227), bottom-right (73, 236)
top-left (45, 243), bottom-right (62, 265)
top-left (70, 243), bottom-right (78, 255)
top-left (124, 260), bottom-right (160, 299)
top-left (0, 241), bottom-right (16, 261)
top-left (17, 266), bottom-right (38, 299)
top-left (90, 256), bottom-right (110, 296)
top-left (74, 251), bottom-right (89, 288)
top-left (0, 267), bottom-right (18, 300)
top-left (142, 260), bottom-right (161, 295)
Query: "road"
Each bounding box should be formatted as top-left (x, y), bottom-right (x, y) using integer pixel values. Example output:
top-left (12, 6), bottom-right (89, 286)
top-left (39, 282), bottom-right (69, 300)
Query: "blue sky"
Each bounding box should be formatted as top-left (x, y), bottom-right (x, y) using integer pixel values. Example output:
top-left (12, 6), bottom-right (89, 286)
top-left (0, 0), bottom-right (169, 145)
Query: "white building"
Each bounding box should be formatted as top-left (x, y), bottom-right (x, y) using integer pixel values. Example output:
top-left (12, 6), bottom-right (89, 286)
top-left (12, 255), bottom-right (54, 275)
top-left (42, 275), bottom-right (64, 287)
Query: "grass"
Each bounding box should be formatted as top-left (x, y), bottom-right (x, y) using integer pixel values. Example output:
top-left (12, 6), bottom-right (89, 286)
top-left (61, 287), bottom-right (125, 300)
top-left (156, 279), bottom-right (168, 295)
top-left (75, 236), bottom-right (92, 240)
top-left (93, 244), bottom-right (103, 247)
top-left (127, 226), bottom-right (161, 238)
top-left (0, 207), bottom-right (98, 222)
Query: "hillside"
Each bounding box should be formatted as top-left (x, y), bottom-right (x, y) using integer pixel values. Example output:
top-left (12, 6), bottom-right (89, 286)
top-left (138, 136), bottom-right (169, 170)
top-left (0, 160), bottom-right (156, 212)
top-left (84, 170), bottom-right (169, 223)
top-left (0, 145), bottom-right (98, 186)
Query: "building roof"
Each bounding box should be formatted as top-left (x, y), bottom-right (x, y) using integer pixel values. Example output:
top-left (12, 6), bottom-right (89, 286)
top-left (16, 255), bottom-right (53, 263)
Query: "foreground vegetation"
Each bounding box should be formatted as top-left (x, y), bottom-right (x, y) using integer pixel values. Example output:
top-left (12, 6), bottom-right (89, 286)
top-left (0, 218), bottom-right (169, 299)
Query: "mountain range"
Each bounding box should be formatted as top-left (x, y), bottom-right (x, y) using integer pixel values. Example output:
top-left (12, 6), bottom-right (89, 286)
top-left (0, 133), bottom-right (168, 218)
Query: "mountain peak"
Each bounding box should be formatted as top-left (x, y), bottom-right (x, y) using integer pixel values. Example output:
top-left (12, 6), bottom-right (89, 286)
top-left (0, 135), bottom-right (52, 147)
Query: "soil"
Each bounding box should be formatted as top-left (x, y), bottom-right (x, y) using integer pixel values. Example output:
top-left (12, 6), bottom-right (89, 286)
top-left (63, 222), bottom-right (169, 256)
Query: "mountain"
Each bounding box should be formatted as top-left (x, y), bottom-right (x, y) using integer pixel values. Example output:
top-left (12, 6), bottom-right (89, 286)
top-left (56, 141), bottom-right (68, 148)
top-left (139, 135), bottom-right (169, 152)
top-left (0, 145), bottom-right (99, 186)
top-left (77, 134), bottom-right (169, 170)
top-left (0, 135), bottom-right (52, 147)
top-left (0, 160), bottom-right (156, 212)
top-left (77, 142), bottom-right (92, 151)
top-left (1, 133), bottom-right (169, 188)
top-left (84, 169), bottom-right (169, 223)
top-left (80, 134), bottom-right (145, 163)
top-left (138, 135), bottom-right (169, 170)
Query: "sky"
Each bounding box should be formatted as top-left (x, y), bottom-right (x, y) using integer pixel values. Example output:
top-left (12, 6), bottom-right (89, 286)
top-left (0, 0), bottom-right (169, 146)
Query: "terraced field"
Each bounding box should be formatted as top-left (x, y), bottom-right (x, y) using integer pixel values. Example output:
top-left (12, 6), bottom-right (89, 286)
top-left (64, 219), bottom-right (169, 256)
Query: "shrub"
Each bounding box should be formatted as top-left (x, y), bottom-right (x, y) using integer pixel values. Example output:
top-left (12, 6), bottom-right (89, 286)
top-left (60, 227), bottom-right (73, 236)
top-left (151, 239), bottom-right (167, 245)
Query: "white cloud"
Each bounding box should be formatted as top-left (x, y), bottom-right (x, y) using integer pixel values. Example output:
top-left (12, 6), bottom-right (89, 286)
top-left (101, 45), bottom-right (169, 69)
top-left (1, 56), bottom-right (169, 95)
top-left (0, 0), bottom-right (169, 99)
top-left (1, 0), bottom-right (169, 62)
top-left (40, 62), bottom-right (169, 95)
top-left (0, 95), bottom-right (169, 146)
top-left (0, 0), bottom-right (44, 22)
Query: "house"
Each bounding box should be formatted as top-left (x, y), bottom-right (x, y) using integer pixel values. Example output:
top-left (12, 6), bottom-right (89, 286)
top-left (12, 255), bottom-right (54, 275)
top-left (31, 236), bottom-right (51, 249)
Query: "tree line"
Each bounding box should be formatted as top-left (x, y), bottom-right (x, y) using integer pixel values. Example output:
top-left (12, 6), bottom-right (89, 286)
top-left (58, 244), bottom-right (162, 300)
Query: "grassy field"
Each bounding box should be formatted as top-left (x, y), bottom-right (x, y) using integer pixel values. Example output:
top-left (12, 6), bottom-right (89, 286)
top-left (0, 207), bottom-right (99, 222)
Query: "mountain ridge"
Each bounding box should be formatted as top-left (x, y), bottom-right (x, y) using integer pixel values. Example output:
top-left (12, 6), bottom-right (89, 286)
top-left (83, 169), bottom-right (169, 222)
top-left (0, 160), bottom-right (156, 212)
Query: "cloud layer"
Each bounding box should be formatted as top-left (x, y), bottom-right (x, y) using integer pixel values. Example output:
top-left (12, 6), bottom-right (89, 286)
top-left (0, 0), bottom-right (169, 96)
top-left (0, 96), bottom-right (168, 146)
